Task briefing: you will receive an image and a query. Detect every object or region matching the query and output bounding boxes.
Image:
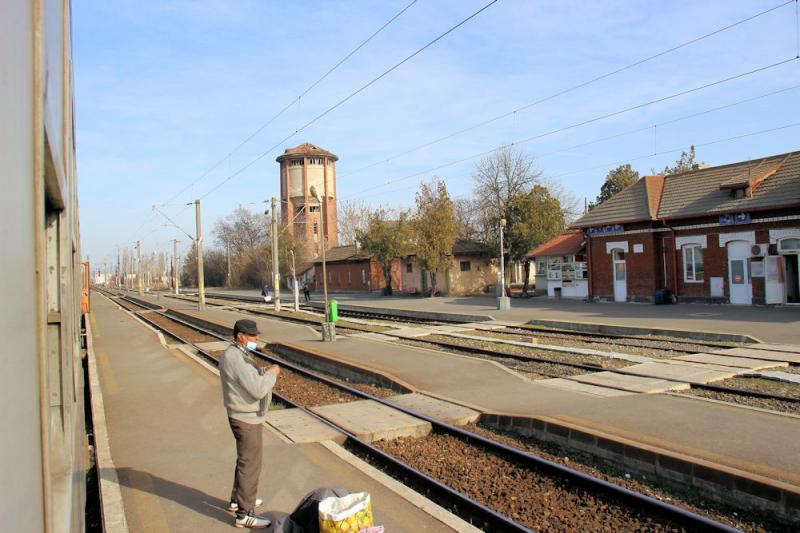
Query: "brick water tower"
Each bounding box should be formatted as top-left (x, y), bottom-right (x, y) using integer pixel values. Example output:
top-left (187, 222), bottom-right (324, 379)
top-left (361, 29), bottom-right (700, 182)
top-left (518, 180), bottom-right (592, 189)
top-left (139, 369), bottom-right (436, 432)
top-left (277, 143), bottom-right (339, 258)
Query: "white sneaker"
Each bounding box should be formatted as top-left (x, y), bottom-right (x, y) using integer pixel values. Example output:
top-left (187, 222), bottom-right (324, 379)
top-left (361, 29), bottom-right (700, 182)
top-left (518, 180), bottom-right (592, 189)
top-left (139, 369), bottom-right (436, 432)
top-left (235, 511), bottom-right (270, 529)
top-left (229, 498), bottom-right (263, 512)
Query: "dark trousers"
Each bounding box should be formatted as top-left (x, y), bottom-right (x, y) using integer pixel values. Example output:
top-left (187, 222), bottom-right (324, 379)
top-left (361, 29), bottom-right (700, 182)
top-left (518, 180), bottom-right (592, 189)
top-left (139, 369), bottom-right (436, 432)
top-left (303, 291), bottom-right (310, 303)
top-left (228, 418), bottom-right (263, 513)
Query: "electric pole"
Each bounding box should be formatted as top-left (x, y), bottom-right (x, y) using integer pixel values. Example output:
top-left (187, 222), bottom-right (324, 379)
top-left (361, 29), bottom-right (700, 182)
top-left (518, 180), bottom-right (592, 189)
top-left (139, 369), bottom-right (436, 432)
top-left (173, 239), bottom-right (180, 295)
top-left (290, 249), bottom-right (299, 311)
top-left (194, 199), bottom-right (205, 310)
top-left (226, 241), bottom-right (232, 288)
top-left (271, 197), bottom-right (281, 311)
top-left (136, 240), bottom-right (143, 296)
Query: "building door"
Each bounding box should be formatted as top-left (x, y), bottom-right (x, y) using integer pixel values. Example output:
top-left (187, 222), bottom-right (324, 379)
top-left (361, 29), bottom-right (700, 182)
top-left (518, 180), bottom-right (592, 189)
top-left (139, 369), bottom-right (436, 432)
top-left (612, 249), bottom-right (626, 302)
top-left (785, 255), bottom-right (799, 304)
top-left (727, 241), bottom-right (752, 305)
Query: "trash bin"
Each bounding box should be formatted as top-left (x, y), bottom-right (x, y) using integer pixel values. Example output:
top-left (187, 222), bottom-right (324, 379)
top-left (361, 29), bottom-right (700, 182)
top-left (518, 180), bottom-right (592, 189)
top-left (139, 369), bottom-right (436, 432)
top-left (328, 299), bottom-right (338, 323)
top-left (655, 289), bottom-right (672, 305)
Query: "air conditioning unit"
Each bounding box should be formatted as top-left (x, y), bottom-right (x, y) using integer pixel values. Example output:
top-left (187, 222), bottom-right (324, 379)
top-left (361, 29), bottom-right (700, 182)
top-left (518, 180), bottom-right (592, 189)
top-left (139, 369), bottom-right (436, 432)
top-left (751, 243), bottom-right (768, 257)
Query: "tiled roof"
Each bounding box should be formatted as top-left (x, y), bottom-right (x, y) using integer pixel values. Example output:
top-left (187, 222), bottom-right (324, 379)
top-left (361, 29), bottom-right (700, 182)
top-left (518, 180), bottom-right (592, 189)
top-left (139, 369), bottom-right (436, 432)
top-left (527, 231), bottom-right (584, 258)
top-left (572, 175), bottom-right (664, 227)
top-left (657, 151), bottom-right (800, 220)
top-left (452, 239), bottom-right (491, 256)
top-left (571, 149), bottom-right (800, 227)
top-left (314, 244), bottom-right (370, 264)
top-left (276, 142), bottom-right (339, 162)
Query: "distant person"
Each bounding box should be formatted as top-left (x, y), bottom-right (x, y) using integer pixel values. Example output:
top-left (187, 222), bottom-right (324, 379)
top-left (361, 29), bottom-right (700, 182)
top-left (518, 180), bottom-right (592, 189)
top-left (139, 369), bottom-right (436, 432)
top-left (261, 284), bottom-right (271, 303)
top-left (302, 282), bottom-right (310, 303)
top-left (218, 319), bottom-right (281, 529)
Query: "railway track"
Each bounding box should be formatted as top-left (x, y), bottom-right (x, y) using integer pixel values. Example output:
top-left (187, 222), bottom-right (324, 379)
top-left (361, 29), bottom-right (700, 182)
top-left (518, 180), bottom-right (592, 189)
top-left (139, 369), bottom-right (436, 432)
top-left (108, 290), bottom-right (800, 414)
top-left (397, 335), bottom-right (800, 415)
top-left (100, 291), bottom-right (746, 532)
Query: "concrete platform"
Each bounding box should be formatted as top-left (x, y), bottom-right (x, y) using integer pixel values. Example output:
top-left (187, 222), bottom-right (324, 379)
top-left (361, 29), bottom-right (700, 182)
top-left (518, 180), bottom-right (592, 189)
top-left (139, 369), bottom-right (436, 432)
top-left (388, 393), bottom-right (480, 425)
top-left (674, 353), bottom-right (789, 370)
top-left (310, 400), bottom-right (432, 442)
top-left (264, 408), bottom-right (346, 444)
top-left (614, 361), bottom-right (739, 384)
top-left (568, 372), bottom-right (691, 394)
top-left (712, 347), bottom-right (800, 364)
top-left (131, 292), bottom-right (800, 487)
top-left (538, 378), bottom-right (637, 397)
top-left (89, 294), bottom-right (469, 532)
top-left (751, 343), bottom-right (800, 354)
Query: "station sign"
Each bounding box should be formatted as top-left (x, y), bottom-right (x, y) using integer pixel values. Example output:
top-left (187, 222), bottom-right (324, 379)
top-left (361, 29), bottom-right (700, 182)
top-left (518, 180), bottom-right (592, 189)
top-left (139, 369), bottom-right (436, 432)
top-left (588, 224), bottom-right (624, 236)
top-left (719, 213), bottom-right (750, 226)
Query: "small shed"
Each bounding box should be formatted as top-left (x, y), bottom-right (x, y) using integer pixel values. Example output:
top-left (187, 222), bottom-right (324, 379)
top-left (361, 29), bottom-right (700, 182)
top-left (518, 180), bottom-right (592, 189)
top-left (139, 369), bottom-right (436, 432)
top-left (527, 231), bottom-right (588, 298)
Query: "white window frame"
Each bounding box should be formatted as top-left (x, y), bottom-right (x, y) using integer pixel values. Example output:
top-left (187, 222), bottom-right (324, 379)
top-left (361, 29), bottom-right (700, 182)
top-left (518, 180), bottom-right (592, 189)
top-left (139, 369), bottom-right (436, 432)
top-left (682, 244), bottom-right (704, 283)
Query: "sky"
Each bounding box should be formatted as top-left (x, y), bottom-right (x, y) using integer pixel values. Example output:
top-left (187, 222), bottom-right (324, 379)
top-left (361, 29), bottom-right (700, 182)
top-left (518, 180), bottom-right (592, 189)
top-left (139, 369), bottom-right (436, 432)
top-left (74, 0), bottom-right (800, 268)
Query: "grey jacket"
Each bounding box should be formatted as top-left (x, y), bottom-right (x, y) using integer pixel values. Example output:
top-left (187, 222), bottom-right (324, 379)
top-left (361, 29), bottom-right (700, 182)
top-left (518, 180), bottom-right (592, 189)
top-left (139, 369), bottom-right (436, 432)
top-left (219, 343), bottom-right (276, 424)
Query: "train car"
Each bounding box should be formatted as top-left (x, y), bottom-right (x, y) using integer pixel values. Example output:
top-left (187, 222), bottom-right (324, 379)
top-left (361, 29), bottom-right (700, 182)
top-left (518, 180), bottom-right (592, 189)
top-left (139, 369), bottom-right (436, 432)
top-left (1, 1), bottom-right (86, 531)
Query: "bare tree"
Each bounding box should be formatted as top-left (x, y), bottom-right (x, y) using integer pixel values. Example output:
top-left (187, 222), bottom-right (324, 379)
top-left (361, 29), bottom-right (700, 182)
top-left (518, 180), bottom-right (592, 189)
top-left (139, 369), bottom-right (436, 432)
top-left (473, 146), bottom-right (543, 221)
top-left (453, 197), bottom-right (480, 240)
top-left (541, 177), bottom-right (581, 223)
top-left (337, 199), bottom-right (373, 245)
top-left (213, 206), bottom-right (267, 256)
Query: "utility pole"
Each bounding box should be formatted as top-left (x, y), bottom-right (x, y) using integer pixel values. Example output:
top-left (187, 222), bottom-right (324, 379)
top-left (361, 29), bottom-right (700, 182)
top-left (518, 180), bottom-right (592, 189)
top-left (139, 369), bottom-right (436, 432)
top-left (226, 241), bottom-right (232, 288)
top-left (116, 248), bottom-right (120, 289)
top-left (271, 197), bottom-right (281, 311)
top-left (290, 249), bottom-right (299, 311)
top-left (194, 199), bottom-right (205, 310)
top-left (497, 218), bottom-right (510, 310)
top-left (136, 240), bottom-right (143, 296)
top-left (173, 239), bottom-right (180, 295)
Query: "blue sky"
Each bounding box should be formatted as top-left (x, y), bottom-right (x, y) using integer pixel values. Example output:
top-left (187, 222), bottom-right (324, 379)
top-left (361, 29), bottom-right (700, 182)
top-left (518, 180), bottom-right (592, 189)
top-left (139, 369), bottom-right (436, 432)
top-left (74, 0), bottom-right (800, 267)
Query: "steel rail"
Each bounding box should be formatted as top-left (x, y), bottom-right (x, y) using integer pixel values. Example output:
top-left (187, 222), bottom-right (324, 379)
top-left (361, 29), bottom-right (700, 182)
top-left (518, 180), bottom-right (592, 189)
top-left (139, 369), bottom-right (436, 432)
top-left (403, 335), bottom-right (800, 405)
top-left (119, 303), bottom-right (529, 531)
top-left (128, 301), bottom-right (742, 532)
top-left (511, 324), bottom-right (737, 350)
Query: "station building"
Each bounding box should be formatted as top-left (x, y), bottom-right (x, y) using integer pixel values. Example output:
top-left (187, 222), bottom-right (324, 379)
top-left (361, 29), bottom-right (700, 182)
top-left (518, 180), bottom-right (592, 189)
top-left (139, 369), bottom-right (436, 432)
top-left (570, 150), bottom-right (800, 305)
top-left (312, 240), bottom-right (499, 296)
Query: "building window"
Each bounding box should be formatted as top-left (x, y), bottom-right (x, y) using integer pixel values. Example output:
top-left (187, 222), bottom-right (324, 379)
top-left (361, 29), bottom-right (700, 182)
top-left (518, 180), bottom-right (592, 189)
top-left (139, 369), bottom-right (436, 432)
top-left (313, 222), bottom-right (318, 235)
top-left (460, 261), bottom-right (471, 272)
top-left (289, 159), bottom-right (303, 167)
top-left (779, 238), bottom-right (800, 252)
top-left (309, 157), bottom-right (323, 165)
top-left (406, 263), bottom-right (413, 273)
top-left (309, 205), bottom-right (320, 213)
top-left (296, 205), bottom-right (305, 214)
top-left (361, 269), bottom-right (366, 284)
top-left (683, 245), bottom-right (704, 282)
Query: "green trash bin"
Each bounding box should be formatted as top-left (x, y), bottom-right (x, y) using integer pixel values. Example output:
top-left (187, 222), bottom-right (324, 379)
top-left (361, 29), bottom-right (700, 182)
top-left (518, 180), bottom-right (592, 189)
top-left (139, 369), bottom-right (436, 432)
top-left (328, 299), bottom-right (338, 323)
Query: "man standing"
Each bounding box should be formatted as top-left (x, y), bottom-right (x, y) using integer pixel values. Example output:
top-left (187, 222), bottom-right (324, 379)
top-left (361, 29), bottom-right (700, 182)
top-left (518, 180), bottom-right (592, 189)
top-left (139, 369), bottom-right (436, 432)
top-left (302, 282), bottom-right (311, 303)
top-left (219, 319), bottom-right (281, 529)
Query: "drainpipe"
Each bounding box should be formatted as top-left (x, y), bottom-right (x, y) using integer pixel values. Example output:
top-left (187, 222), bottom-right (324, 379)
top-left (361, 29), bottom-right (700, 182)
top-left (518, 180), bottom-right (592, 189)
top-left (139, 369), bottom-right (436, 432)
top-left (585, 232), bottom-right (593, 299)
top-left (663, 220), bottom-right (679, 300)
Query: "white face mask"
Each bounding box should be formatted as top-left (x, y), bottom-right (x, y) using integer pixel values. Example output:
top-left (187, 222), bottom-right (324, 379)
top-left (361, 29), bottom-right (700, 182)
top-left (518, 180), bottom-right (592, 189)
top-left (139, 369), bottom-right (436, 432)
top-left (245, 340), bottom-right (258, 352)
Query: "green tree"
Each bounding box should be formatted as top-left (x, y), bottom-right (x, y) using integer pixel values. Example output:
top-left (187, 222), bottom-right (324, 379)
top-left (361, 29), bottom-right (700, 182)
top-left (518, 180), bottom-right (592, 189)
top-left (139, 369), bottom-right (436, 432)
top-left (413, 178), bottom-right (458, 296)
top-left (591, 164), bottom-right (639, 208)
top-left (356, 208), bottom-right (412, 295)
top-left (505, 185), bottom-right (566, 294)
top-left (656, 145), bottom-right (704, 176)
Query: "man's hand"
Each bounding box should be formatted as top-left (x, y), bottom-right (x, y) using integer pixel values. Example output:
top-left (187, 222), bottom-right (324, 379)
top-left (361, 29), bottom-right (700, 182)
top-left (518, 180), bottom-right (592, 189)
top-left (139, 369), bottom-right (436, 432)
top-left (267, 365), bottom-right (281, 376)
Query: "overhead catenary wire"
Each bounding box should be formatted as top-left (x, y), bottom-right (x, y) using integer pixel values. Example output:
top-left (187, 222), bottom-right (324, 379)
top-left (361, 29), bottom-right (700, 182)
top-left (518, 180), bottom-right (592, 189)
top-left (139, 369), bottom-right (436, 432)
top-left (339, 0), bottom-right (796, 180)
top-left (128, 1), bottom-right (498, 247)
top-left (352, 121), bottom-right (800, 201)
top-left (157, 0), bottom-right (419, 209)
top-left (193, 0), bottom-right (500, 201)
top-left (342, 56), bottom-right (800, 200)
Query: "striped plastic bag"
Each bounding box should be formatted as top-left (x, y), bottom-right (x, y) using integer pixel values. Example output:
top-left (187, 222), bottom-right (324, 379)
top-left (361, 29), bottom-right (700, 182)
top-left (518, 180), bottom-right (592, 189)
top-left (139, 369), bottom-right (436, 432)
top-left (318, 492), bottom-right (373, 533)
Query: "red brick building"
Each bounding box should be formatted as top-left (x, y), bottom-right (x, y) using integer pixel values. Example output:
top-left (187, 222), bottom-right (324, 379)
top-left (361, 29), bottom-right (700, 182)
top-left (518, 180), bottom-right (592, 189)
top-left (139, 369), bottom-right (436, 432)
top-left (572, 150), bottom-right (800, 305)
top-left (311, 245), bottom-right (401, 293)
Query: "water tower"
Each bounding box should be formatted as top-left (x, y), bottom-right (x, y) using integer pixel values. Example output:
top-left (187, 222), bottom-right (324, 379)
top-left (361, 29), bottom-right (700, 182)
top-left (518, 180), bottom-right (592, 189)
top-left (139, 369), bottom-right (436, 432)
top-left (276, 143), bottom-right (339, 257)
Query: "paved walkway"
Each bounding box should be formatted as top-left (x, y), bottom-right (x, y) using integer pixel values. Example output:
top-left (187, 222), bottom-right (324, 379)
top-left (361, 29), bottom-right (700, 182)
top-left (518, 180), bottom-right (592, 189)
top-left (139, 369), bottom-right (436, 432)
top-left (209, 288), bottom-right (800, 344)
top-left (90, 294), bottom-right (464, 532)
top-left (142, 293), bottom-right (800, 487)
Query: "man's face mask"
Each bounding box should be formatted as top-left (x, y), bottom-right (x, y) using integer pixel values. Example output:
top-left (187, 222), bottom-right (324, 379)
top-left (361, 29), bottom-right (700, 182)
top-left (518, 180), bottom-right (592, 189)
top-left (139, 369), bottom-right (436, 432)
top-left (245, 340), bottom-right (258, 352)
